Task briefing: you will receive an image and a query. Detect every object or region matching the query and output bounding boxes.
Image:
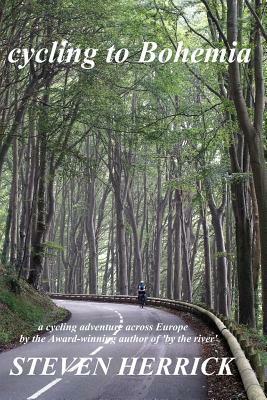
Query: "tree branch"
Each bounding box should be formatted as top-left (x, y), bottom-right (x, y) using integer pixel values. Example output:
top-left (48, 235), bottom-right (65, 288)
top-left (244, 0), bottom-right (267, 41)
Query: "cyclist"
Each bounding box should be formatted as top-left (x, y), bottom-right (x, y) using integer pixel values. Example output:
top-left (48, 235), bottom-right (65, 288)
top-left (137, 280), bottom-right (146, 307)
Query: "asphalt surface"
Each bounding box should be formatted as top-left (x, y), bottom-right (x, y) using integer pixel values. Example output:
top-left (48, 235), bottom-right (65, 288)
top-left (0, 300), bottom-right (207, 400)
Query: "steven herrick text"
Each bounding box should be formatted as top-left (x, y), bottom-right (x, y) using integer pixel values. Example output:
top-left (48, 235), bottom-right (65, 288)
top-left (9, 357), bottom-right (235, 376)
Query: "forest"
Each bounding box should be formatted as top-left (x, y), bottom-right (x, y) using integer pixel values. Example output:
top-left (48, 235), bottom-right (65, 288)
top-left (0, 0), bottom-right (267, 335)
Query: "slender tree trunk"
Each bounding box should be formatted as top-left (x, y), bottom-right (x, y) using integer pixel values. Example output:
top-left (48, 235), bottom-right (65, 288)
top-left (226, 186), bottom-right (233, 314)
top-left (86, 180), bottom-right (97, 294)
top-left (114, 192), bottom-right (128, 295)
top-left (102, 226), bottom-right (112, 295)
top-left (153, 157), bottom-right (167, 297)
top-left (126, 191), bottom-right (142, 286)
top-left (206, 181), bottom-right (228, 315)
top-left (28, 118), bottom-right (47, 288)
top-left (1, 193), bottom-right (12, 264)
top-left (199, 189), bottom-right (212, 308)
top-left (20, 121), bottom-right (36, 278)
top-left (227, 0), bottom-right (267, 333)
top-left (42, 258), bottom-right (50, 292)
top-left (167, 191), bottom-right (174, 299)
top-left (181, 198), bottom-right (192, 302)
top-left (10, 135), bottom-right (19, 265)
top-left (28, 91), bottom-right (50, 288)
top-left (108, 135), bottom-right (128, 295)
top-left (229, 140), bottom-right (256, 327)
top-left (173, 190), bottom-right (182, 300)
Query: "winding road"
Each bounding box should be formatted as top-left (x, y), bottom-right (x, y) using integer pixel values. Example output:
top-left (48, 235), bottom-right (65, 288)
top-left (0, 300), bottom-right (207, 400)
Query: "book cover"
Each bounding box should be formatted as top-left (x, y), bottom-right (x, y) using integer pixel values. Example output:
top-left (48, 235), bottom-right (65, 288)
top-left (0, 1), bottom-right (266, 399)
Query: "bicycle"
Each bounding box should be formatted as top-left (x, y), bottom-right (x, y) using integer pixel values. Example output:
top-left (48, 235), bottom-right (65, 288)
top-left (138, 292), bottom-right (146, 308)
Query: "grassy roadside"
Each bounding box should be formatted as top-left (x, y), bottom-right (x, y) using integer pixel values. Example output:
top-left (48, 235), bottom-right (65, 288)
top-left (0, 266), bottom-right (69, 350)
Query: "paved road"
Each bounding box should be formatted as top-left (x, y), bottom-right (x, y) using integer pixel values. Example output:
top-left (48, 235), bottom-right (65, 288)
top-left (0, 300), bottom-right (207, 400)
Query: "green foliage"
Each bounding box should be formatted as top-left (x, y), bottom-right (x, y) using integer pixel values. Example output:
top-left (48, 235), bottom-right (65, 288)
top-left (44, 241), bottom-right (64, 253)
top-left (0, 270), bottom-right (68, 346)
top-left (238, 325), bottom-right (267, 367)
top-left (4, 275), bottom-right (21, 294)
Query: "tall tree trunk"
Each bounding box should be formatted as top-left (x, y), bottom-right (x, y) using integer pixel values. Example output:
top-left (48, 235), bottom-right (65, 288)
top-left (167, 191), bottom-right (174, 299)
top-left (20, 121), bottom-right (37, 278)
top-left (28, 92), bottom-right (49, 288)
top-left (181, 197), bottom-right (192, 302)
top-left (1, 192), bottom-right (12, 264)
top-left (108, 135), bottom-right (128, 295)
top-left (229, 140), bottom-right (256, 327)
top-left (198, 183), bottom-right (212, 308)
top-left (10, 135), bottom-right (19, 265)
top-left (126, 191), bottom-right (142, 286)
top-left (102, 224), bottom-right (112, 295)
top-left (206, 181), bottom-right (228, 315)
top-left (227, 0), bottom-right (267, 333)
top-left (86, 180), bottom-right (97, 294)
top-left (28, 115), bottom-right (47, 288)
top-left (114, 192), bottom-right (128, 295)
top-left (173, 189), bottom-right (182, 300)
top-left (153, 157), bottom-right (168, 297)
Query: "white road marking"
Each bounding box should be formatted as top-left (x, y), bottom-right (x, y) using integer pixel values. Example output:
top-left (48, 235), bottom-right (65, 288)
top-left (113, 324), bottom-right (122, 336)
top-left (27, 378), bottom-right (62, 399)
top-left (114, 311), bottom-right (123, 322)
top-left (27, 304), bottom-right (125, 399)
top-left (89, 346), bottom-right (103, 355)
top-left (104, 308), bottom-right (124, 328)
top-left (112, 310), bottom-right (124, 335)
top-left (27, 347), bottom-right (104, 398)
